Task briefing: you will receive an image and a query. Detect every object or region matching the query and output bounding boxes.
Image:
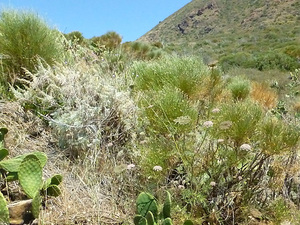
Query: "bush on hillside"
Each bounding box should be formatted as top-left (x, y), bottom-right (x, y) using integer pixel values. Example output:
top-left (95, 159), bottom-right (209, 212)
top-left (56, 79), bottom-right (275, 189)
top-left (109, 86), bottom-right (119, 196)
top-left (0, 9), bottom-right (64, 86)
top-left (90, 31), bottom-right (122, 52)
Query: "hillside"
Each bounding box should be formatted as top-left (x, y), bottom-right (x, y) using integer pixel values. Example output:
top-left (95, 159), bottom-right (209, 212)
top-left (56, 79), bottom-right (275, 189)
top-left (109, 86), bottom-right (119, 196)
top-left (139, 0), bottom-right (300, 62)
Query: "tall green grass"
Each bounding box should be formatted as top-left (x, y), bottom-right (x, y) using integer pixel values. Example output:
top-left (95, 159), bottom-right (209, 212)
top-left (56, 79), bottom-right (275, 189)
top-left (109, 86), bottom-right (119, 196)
top-left (0, 9), bottom-right (64, 86)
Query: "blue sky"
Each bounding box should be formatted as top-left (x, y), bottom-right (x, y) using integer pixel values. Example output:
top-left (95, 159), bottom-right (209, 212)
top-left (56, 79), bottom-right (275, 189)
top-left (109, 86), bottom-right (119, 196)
top-left (0, 0), bottom-right (191, 42)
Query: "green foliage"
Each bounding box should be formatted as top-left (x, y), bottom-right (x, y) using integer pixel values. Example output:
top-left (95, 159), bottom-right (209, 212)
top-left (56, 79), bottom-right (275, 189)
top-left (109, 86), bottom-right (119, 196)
top-left (183, 220), bottom-right (194, 225)
top-left (0, 151), bottom-right (47, 173)
top-left (131, 55), bottom-right (207, 97)
top-left (0, 192), bottom-right (9, 224)
top-left (32, 192), bottom-right (42, 218)
top-left (255, 52), bottom-right (299, 71)
top-left (0, 9), bottom-right (64, 86)
top-left (122, 41), bottom-right (162, 60)
top-left (146, 211), bottom-right (156, 225)
top-left (135, 191), bottom-right (176, 225)
top-left (227, 76), bottom-right (251, 101)
top-left (162, 218), bottom-right (173, 225)
top-left (257, 116), bottom-right (300, 155)
top-left (42, 174), bottom-right (63, 197)
top-left (64, 31), bottom-right (85, 45)
top-left (220, 52), bottom-right (255, 71)
top-left (0, 127), bottom-right (62, 220)
top-left (211, 100), bottom-right (263, 146)
top-left (136, 192), bottom-right (158, 220)
top-left (90, 31), bottom-right (122, 52)
top-left (18, 154), bottom-right (43, 198)
top-left (140, 86), bottom-right (198, 135)
top-left (162, 191), bottom-right (171, 219)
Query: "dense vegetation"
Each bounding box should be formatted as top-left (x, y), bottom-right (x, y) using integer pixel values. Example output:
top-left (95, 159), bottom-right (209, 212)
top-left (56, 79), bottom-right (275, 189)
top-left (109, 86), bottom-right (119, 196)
top-left (0, 7), bottom-right (300, 225)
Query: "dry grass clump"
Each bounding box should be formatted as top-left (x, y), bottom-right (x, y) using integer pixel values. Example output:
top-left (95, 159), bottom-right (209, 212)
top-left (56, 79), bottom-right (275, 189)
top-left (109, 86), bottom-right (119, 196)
top-left (0, 100), bottom-right (134, 224)
top-left (13, 59), bottom-right (137, 158)
top-left (0, 100), bottom-right (50, 156)
top-left (250, 81), bottom-right (278, 110)
top-left (5, 56), bottom-right (142, 223)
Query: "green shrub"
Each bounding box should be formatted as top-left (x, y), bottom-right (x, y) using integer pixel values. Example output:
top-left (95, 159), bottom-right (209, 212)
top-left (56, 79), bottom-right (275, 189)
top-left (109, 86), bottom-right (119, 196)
top-left (64, 31), bottom-right (85, 45)
top-left (211, 100), bottom-right (263, 147)
top-left (227, 76), bottom-right (251, 101)
top-left (131, 55), bottom-right (208, 97)
top-left (0, 9), bottom-right (64, 85)
top-left (220, 52), bottom-right (255, 71)
top-left (255, 52), bottom-right (298, 71)
top-left (90, 31), bottom-right (122, 52)
top-left (140, 86), bottom-right (198, 135)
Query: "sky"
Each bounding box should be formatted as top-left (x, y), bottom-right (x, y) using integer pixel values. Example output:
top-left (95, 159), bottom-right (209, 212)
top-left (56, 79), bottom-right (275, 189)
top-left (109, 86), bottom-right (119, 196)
top-left (0, 0), bottom-right (192, 42)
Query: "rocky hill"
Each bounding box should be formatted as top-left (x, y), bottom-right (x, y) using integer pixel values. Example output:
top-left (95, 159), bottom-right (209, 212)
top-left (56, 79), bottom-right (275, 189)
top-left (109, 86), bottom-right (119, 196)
top-left (138, 0), bottom-right (300, 62)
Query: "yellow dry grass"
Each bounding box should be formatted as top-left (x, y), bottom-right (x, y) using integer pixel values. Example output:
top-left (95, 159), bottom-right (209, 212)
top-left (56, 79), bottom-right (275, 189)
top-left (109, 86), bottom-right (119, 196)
top-left (0, 100), bottom-right (130, 224)
top-left (250, 82), bottom-right (278, 110)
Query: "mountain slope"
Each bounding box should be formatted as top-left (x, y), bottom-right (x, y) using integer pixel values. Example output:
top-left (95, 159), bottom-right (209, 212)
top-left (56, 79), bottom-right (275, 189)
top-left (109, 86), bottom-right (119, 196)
top-left (138, 0), bottom-right (300, 62)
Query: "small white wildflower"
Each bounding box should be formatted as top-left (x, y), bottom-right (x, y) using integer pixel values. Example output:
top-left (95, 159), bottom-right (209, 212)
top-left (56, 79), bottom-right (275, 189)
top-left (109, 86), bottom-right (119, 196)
top-left (139, 140), bottom-right (148, 145)
top-left (217, 139), bottom-right (224, 143)
top-left (238, 176), bottom-right (242, 181)
top-left (203, 121), bottom-right (213, 128)
top-left (210, 181), bottom-right (216, 187)
top-left (106, 142), bottom-right (113, 147)
top-left (178, 185), bottom-right (185, 189)
top-left (240, 143), bottom-right (251, 151)
top-left (127, 164), bottom-right (135, 170)
top-left (153, 165), bottom-right (163, 171)
top-left (212, 108), bottom-right (220, 113)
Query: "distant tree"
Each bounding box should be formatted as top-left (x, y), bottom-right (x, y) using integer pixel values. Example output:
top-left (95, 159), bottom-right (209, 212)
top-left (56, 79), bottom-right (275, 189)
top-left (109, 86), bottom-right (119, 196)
top-left (90, 31), bottom-right (122, 51)
top-left (64, 31), bottom-right (85, 44)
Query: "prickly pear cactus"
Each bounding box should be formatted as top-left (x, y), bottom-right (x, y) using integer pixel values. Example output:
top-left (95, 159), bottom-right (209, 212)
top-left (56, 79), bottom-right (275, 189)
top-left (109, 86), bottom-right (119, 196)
top-left (146, 211), bottom-right (156, 225)
top-left (32, 192), bottom-right (41, 218)
top-left (162, 191), bottom-right (171, 219)
top-left (0, 152), bottom-right (47, 173)
top-left (136, 192), bottom-right (158, 221)
top-left (183, 220), bottom-right (194, 225)
top-left (43, 174), bottom-right (63, 197)
top-left (138, 217), bottom-right (148, 225)
top-left (134, 215), bottom-right (143, 225)
top-left (0, 127), bottom-right (8, 142)
top-left (0, 192), bottom-right (9, 224)
top-left (0, 148), bottom-right (8, 161)
top-left (162, 218), bottom-right (173, 225)
top-left (45, 185), bottom-right (61, 197)
top-left (18, 154), bottom-right (43, 198)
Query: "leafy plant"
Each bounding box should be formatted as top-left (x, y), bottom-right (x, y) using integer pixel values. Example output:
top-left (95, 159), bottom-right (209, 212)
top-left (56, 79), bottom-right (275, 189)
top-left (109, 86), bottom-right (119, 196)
top-left (0, 127), bottom-right (62, 221)
top-left (0, 9), bottom-right (64, 86)
top-left (134, 191), bottom-right (193, 225)
top-left (227, 76), bottom-right (251, 101)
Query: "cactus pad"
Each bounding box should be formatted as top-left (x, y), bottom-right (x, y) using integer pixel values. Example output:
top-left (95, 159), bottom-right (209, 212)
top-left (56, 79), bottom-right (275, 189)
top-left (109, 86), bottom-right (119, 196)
top-left (146, 211), bottom-right (156, 225)
top-left (0, 127), bottom-right (8, 142)
top-left (134, 215), bottom-right (143, 225)
top-left (183, 220), bottom-right (194, 225)
top-left (0, 152), bottom-right (47, 172)
top-left (0, 148), bottom-right (8, 161)
top-left (162, 218), bottom-right (173, 225)
top-left (19, 154), bottom-right (43, 198)
top-left (162, 191), bottom-right (171, 219)
top-left (45, 185), bottom-right (61, 197)
top-left (0, 192), bottom-right (9, 224)
top-left (136, 192), bottom-right (158, 220)
top-left (138, 217), bottom-right (148, 225)
top-left (32, 192), bottom-right (41, 218)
